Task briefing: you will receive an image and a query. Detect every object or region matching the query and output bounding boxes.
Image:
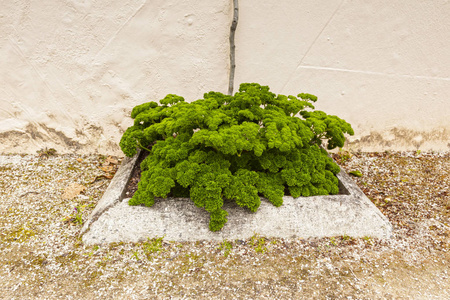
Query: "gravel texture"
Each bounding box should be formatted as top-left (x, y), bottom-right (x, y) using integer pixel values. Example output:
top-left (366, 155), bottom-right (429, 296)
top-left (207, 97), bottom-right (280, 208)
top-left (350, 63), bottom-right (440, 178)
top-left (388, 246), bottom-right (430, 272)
top-left (0, 150), bottom-right (448, 299)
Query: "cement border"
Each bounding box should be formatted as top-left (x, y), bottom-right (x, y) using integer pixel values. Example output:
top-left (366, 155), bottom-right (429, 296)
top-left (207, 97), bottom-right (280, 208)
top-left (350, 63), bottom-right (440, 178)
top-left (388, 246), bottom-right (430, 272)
top-left (80, 150), bottom-right (141, 236)
top-left (81, 151), bottom-right (393, 244)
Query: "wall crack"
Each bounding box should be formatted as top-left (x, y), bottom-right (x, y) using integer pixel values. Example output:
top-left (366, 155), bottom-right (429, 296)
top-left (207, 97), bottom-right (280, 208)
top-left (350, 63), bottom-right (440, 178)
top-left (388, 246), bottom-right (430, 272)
top-left (228, 0), bottom-right (239, 95)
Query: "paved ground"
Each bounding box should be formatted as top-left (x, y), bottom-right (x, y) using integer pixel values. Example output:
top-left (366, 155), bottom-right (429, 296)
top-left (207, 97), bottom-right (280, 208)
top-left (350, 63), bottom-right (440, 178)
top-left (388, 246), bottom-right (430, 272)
top-left (0, 150), bottom-right (448, 299)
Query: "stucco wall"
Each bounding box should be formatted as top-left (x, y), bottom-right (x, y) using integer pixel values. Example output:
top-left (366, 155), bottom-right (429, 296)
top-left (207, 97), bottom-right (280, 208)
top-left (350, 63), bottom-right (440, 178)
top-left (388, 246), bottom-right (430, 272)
top-left (1, 0), bottom-right (449, 154)
top-left (0, 0), bottom-right (231, 154)
top-left (235, 0), bottom-right (450, 151)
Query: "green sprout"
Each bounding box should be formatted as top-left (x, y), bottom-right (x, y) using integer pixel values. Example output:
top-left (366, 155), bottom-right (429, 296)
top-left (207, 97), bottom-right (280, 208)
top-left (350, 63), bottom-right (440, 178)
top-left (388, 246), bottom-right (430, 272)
top-left (250, 234), bottom-right (268, 254)
top-left (142, 236), bottom-right (164, 259)
top-left (218, 240), bottom-right (233, 257)
top-left (349, 170), bottom-right (363, 177)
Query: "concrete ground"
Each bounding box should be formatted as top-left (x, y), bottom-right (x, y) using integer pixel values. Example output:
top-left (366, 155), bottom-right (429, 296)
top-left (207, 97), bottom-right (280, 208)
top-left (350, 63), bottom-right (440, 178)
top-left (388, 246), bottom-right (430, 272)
top-left (0, 151), bottom-right (448, 299)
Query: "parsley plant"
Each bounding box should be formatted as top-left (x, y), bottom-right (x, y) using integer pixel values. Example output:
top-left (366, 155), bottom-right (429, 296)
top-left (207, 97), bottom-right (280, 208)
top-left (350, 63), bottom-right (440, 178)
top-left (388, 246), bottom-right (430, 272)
top-left (120, 83), bottom-right (354, 231)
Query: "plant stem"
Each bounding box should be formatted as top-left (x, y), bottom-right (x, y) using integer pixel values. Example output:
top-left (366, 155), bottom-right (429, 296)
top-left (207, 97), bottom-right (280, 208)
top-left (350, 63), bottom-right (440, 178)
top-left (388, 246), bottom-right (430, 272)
top-left (137, 140), bottom-right (152, 153)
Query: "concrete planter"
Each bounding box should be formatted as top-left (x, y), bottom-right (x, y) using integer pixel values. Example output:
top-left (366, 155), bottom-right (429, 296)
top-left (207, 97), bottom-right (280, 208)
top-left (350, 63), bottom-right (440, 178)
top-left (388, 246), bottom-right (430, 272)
top-left (81, 150), bottom-right (392, 245)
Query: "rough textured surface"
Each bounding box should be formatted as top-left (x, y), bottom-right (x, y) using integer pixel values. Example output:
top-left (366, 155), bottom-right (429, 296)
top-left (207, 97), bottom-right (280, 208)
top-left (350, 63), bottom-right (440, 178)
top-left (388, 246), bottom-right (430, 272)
top-left (1, 1), bottom-right (450, 153)
top-left (82, 158), bottom-right (392, 244)
top-left (235, 0), bottom-right (450, 151)
top-left (0, 0), bottom-right (230, 155)
top-left (80, 150), bottom-right (140, 235)
top-left (0, 151), bottom-right (448, 299)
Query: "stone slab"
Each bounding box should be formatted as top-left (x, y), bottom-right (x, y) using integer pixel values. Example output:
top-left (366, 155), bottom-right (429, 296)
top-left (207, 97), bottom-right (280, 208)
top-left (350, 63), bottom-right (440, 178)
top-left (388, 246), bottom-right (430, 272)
top-left (80, 150), bottom-right (140, 236)
top-left (81, 153), bottom-right (393, 245)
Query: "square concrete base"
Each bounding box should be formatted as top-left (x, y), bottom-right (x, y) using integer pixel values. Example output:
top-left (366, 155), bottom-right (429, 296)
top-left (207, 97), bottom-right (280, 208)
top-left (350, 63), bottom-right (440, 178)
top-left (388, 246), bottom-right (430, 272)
top-left (81, 151), bottom-right (392, 245)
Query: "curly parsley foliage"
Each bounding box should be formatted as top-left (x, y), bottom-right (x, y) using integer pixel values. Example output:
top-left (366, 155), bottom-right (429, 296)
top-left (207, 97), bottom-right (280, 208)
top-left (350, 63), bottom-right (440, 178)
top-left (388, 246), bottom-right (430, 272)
top-left (120, 83), bottom-right (354, 231)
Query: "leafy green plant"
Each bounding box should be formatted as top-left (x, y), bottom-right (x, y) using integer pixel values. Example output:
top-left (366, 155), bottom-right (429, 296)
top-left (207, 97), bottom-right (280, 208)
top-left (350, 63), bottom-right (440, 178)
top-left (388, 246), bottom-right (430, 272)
top-left (37, 147), bottom-right (57, 158)
top-left (142, 236), bottom-right (164, 259)
top-left (63, 205), bottom-right (85, 226)
top-left (363, 236), bottom-right (373, 244)
top-left (341, 234), bottom-right (351, 241)
top-left (349, 170), bottom-right (363, 177)
top-left (336, 148), bottom-right (352, 163)
top-left (218, 240), bottom-right (233, 257)
top-left (86, 245), bottom-right (99, 257)
top-left (120, 83), bottom-right (354, 231)
top-left (250, 234), bottom-right (268, 253)
top-left (329, 237), bottom-right (337, 246)
top-left (131, 250), bottom-right (140, 261)
top-left (74, 205), bottom-right (85, 225)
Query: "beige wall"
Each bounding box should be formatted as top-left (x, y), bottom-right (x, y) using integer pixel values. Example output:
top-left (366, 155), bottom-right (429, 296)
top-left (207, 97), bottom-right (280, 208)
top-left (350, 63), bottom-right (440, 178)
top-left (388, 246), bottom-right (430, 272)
top-left (1, 0), bottom-right (449, 154)
top-left (235, 0), bottom-right (450, 151)
top-left (0, 0), bottom-right (231, 154)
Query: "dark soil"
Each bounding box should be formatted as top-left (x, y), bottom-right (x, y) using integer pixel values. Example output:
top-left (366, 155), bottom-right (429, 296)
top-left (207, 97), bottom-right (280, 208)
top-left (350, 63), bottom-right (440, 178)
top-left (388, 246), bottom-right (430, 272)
top-left (123, 150), bottom-right (149, 199)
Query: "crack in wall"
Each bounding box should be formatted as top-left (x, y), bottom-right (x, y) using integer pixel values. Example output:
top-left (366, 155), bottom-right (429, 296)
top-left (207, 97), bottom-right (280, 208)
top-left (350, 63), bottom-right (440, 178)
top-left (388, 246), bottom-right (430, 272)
top-left (298, 65), bottom-right (450, 81)
top-left (280, 0), bottom-right (345, 92)
top-left (228, 0), bottom-right (238, 95)
top-left (93, 0), bottom-right (149, 61)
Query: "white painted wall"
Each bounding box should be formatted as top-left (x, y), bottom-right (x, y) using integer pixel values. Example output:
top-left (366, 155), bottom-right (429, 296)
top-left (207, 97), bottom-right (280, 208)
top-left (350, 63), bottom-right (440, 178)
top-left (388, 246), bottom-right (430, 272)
top-left (235, 0), bottom-right (450, 151)
top-left (0, 0), bottom-right (449, 154)
top-left (0, 0), bottom-right (231, 154)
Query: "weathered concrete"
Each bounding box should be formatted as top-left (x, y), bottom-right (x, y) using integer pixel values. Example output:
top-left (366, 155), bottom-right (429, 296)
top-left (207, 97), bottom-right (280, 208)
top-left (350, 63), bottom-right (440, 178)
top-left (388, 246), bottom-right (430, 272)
top-left (80, 150), bottom-right (140, 236)
top-left (81, 153), bottom-right (393, 244)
